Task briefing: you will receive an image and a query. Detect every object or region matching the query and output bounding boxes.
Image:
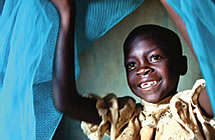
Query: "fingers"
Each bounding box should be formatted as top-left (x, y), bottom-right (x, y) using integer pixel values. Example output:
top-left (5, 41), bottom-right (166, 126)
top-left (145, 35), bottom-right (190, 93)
top-left (51, 0), bottom-right (75, 16)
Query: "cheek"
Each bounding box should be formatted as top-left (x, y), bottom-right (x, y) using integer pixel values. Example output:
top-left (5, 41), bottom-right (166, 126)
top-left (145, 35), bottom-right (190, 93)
top-left (161, 65), bottom-right (179, 88)
top-left (159, 63), bottom-right (172, 77)
top-left (158, 65), bottom-right (173, 85)
top-left (127, 73), bottom-right (136, 88)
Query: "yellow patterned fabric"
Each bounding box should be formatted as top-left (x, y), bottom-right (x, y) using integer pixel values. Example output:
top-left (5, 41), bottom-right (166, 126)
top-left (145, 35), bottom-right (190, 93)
top-left (81, 79), bottom-right (215, 140)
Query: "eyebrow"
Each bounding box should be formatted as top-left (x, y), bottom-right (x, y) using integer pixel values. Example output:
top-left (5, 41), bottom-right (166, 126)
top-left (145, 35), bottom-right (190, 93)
top-left (126, 48), bottom-right (162, 60)
top-left (144, 48), bottom-right (160, 56)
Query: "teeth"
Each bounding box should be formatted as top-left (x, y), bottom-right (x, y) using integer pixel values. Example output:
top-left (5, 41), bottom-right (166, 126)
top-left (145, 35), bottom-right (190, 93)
top-left (140, 81), bottom-right (157, 89)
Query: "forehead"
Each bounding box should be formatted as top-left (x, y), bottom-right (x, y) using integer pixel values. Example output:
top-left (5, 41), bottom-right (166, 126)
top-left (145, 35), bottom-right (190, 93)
top-left (126, 36), bottom-right (170, 56)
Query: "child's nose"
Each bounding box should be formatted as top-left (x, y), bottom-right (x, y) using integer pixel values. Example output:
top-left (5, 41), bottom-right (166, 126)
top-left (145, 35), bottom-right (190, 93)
top-left (136, 67), bottom-right (154, 76)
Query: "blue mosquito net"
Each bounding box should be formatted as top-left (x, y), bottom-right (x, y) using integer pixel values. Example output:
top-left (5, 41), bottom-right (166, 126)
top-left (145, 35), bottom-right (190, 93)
top-left (0, 0), bottom-right (144, 139)
top-left (166, 0), bottom-right (215, 116)
top-left (1, 0), bottom-right (214, 139)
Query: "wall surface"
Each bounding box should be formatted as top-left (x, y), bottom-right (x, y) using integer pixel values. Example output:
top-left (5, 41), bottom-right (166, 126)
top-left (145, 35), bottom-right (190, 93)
top-left (53, 0), bottom-right (202, 139)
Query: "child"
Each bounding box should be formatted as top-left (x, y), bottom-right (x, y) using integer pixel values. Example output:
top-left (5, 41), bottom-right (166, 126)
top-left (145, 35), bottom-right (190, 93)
top-left (51, 0), bottom-right (215, 139)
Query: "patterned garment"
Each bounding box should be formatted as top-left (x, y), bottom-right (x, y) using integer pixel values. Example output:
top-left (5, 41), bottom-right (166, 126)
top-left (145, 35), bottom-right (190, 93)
top-left (81, 79), bottom-right (215, 140)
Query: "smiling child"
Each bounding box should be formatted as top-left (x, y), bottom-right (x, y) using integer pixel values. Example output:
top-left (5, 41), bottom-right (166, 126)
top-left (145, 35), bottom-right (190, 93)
top-left (123, 25), bottom-right (187, 103)
top-left (80, 25), bottom-right (215, 140)
top-left (51, 0), bottom-right (215, 140)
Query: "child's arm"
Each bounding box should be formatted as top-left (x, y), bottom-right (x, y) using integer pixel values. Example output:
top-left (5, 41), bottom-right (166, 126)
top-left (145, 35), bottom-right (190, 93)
top-left (51, 0), bottom-right (101, 124)
top-left (161, 0), bottom-right (214, 117)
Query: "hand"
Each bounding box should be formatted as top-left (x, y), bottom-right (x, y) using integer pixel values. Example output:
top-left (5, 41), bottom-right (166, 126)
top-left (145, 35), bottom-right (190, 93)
top-left (51, 0), bottom-right (75, 17)
top-left (51, 0), bottom-right (76, 30)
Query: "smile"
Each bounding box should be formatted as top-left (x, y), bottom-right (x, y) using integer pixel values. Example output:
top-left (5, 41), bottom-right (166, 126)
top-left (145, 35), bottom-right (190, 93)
top-left (139, 80), bottom-right (158, 90)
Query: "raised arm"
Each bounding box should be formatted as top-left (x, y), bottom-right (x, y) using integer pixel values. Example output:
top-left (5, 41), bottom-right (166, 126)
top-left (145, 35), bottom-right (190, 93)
top-left (51, 0), bottom-right (101, 124)
top-left (161, 0), bottom-right (213, 117)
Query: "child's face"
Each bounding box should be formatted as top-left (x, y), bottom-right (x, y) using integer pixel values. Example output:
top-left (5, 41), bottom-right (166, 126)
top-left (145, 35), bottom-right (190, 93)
top-left (124, 36), bottom-right (180, 103)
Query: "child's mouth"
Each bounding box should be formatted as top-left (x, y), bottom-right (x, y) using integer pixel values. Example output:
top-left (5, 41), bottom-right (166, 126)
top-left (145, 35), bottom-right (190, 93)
top-left (139, 80), bottom-right (158, 90)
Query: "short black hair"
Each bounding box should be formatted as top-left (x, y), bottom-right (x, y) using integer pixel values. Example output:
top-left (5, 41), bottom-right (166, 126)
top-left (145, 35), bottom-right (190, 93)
top-left (123, 24), bottom-right (182, 57)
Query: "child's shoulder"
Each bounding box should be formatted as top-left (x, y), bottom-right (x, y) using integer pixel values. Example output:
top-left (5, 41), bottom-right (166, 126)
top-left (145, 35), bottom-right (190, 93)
top-left (171, 79), bottom-right (205, 104)
top-left (169, 79), bottom-right (215, 122)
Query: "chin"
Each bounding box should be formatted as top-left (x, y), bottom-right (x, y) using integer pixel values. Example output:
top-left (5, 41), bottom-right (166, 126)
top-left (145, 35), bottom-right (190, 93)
top-left (136, 92), bottom-right (162, 103)
top-left (145, 97), bottom-right (161, 103)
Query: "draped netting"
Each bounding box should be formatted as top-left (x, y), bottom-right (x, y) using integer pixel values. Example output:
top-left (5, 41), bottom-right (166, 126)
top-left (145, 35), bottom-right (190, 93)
top-left (0, 0), bottom-right (144, 139)
top-left (166, 0), bottom-right (215, 116)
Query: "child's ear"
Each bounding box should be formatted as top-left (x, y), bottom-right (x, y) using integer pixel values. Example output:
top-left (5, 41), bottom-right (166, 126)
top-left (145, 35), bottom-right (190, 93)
top-left (177, 56), bottom-right (187, 75)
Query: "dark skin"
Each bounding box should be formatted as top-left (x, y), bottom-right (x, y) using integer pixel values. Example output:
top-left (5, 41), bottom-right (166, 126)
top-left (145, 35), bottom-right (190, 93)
top-left (52, 0), bottom-right (213, 126)
top-left (161, 0), bottom-right (213, 117)
top-left (52, 0), bottom-right (101, 124)
top-left (52, 0), bottom-right (136, 124)
top-left (125, 36), bottom-right (185, 103)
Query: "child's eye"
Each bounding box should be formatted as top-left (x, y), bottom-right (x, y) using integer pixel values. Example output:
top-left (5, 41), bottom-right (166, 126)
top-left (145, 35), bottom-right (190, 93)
top-left (126, 62), bottom-right (137, 70)
top-left (150, 55), bottom-right (162, 62)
